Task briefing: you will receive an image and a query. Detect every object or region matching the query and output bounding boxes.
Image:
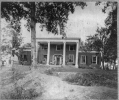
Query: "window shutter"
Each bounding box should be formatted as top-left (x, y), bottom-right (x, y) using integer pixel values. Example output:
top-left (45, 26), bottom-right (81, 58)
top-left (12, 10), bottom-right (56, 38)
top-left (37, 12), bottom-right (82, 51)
top-left (91, 56), bottom-right (92, 64)
top-left (97, 56), bottom-right (99, 65)
top-left (86, 56), bottom-right (87, 65)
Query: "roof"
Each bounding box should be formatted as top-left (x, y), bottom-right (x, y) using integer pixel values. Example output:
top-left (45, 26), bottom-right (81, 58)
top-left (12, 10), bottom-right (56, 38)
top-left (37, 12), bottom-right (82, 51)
top-left (36, 37), bottom-right (80, 40)
top-left (79, 51), bottom-right (100, 53)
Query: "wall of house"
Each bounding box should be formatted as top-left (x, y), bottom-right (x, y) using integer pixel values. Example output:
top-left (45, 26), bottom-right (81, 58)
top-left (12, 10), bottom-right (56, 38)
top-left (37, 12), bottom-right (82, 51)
top-left (38, 44), bottom-right (76, 65)
top-left (37, 45), bottom-right (47, 64)
top-left (19, 51), bottom-right (31, 65)
top-left (66, 44), bottom-right (76, 65)
top-left (78, 52), bottom-right (101, 68)
top-left (49, 44), bottom-right (63, 64)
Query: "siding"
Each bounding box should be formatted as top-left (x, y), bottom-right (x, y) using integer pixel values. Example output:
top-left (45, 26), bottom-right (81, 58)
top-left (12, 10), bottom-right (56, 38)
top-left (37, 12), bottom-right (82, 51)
top-left (78, 52), bottom-right (101, 67)
top-left (37, 44), bottom-right (47, 64)
top-left (38, 44), bottom-right (76, 65)
top-left (66, 44), bottom-right (76, 65)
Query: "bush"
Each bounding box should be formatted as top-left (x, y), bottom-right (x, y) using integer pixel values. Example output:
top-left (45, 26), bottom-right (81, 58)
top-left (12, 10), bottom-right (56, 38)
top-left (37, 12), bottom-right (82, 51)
top-left (44, 68), bottom-right (55, 75)
top-left (1, 86), bottom-right (40, 99)
top-left (64, 72), bottom-right (117, 88)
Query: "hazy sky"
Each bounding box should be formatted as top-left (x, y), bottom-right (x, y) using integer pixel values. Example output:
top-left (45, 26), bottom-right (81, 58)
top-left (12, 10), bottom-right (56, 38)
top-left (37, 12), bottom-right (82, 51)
top-left (10, 2), bottom-right (109, 45)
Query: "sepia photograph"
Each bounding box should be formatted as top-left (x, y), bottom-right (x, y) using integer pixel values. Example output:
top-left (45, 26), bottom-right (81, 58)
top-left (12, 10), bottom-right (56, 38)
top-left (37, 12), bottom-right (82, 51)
top-left (0, 1), bottom-right (118, 100)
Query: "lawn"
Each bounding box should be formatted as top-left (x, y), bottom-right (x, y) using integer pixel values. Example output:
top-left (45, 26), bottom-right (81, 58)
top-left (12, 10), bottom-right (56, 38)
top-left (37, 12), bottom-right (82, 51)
top-left (0, 65), bottom-right (118, 100)
top-left (44, 66), bottom-right (117, 88)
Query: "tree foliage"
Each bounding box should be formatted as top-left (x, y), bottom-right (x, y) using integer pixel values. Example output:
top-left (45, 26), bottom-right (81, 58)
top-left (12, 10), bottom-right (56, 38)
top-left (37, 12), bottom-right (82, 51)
top-left (86, 1), bottom-right (117, 63)
top-left (1, 21), bottom-right (22, 54)
top-left (97, 2), bottom-right (117, 62)
top-left (1, 2), bottom-right (87, 66)
top-left (1, 2), bottom-right (87, 35)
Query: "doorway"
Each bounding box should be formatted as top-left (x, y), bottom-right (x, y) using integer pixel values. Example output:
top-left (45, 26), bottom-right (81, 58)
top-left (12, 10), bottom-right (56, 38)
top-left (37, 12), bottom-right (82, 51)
top-left (54, 55), bottom-right (62, 65)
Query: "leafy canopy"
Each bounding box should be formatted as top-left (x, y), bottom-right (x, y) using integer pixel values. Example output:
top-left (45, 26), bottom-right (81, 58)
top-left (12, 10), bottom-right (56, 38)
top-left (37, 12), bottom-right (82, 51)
top-left (1, 2), bottom-right (87, 34)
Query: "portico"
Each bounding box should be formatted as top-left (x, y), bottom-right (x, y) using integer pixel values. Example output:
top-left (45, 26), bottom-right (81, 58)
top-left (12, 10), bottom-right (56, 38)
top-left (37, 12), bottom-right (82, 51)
top-left (36, 38), bottom-right (80, 68)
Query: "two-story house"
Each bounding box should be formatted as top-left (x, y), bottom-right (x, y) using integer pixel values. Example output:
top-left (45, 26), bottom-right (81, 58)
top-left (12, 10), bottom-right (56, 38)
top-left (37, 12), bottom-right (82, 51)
top-left (36, 38), bottom-right (79, 67)
top-left (19, 37), bottom-right (101, 68)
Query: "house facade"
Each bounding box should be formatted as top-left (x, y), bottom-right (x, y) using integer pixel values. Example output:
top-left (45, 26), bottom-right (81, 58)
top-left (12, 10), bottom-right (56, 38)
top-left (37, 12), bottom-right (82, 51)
top-left (36, 38), bottom-right (80, 67)
top-left (78, 51), bottom-right (101, 68)
top-left (19, 47), bottom-right (31, 65)
top-left (19, 38), bottom-right (101, 68)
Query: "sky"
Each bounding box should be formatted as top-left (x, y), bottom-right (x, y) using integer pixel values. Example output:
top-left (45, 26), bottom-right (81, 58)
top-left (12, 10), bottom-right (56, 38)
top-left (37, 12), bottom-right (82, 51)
top-left (2, 2), bottom-right (109, 46)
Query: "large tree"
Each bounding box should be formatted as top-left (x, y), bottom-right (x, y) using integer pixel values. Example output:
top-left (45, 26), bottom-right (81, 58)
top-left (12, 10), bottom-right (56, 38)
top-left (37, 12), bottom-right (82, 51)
top-left (96, 1), bottom-right (117, 63)
top-left (1, 2), bottom-right (86, 67)
top-left (85, 2), bottom-right (117, 69)
top-left (86, 27), bottom-right (111, 69)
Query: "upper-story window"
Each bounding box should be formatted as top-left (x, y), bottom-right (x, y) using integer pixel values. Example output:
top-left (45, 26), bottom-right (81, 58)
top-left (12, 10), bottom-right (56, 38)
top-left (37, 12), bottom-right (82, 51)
top-left (92, 55), bottom-right (97, 64)
top-left (68, 54), bottom-right (74, 63)
top-left (69, 45), bottom-right (75, 51)
top-left (56, 45), bottom-right (62, 51)
top-left (42, 45), bottom-right (47, 50)
top-left (81, 55), bottom-right (86, 64)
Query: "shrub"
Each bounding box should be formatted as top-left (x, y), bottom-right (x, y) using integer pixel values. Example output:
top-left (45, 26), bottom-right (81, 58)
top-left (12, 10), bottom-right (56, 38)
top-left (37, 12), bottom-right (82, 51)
top-left (44, 68), bottom-right (55, 75)
top-left (64, 72), bottom-right (117, 88)
top-left (1, 86), bottom-right (40, 99)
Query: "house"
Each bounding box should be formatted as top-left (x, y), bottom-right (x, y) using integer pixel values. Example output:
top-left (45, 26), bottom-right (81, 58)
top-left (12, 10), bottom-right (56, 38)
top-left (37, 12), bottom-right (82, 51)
top-left (78, 51), bottom-right (101, 68)
top-left (19, 47), bottom-right (31, 65)
top-left (19, 37), bottom-right (101, 68)
top-left (36, 38), bottom-right (79, 67)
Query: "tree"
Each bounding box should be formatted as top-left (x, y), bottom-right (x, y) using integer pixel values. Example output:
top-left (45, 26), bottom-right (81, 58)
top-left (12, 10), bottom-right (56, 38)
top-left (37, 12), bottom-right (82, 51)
top-left (1, 21), bottom-right (22, 54)
top-left (1, 2), bottom-right (87, 67)
top-left (85, 27), bottom-right (110, 69)
top-left (96, 1), bottom-right (117, 63)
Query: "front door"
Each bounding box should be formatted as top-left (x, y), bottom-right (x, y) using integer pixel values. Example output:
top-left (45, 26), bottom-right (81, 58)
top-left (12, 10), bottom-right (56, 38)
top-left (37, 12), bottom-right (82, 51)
top-left (55, 55), bottom-right (62, 65)
top-left (56, 57), bottom-right (60, 65)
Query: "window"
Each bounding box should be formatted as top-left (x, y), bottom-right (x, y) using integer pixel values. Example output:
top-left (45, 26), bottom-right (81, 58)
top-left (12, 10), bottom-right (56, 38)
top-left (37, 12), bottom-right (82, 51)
top-left (24, 55), bottom-right (27, 61)
top-left (56, 45), bottom-right (62, 51)
top-left (43, 55), bottom-right (47, 62)
top-left (69, 45), bottom-right (75, 51)
top-left (81, 55), bottom-right (86, 64)
top-left (42, 45), bottom-right (47, 50)
top-left (92, 55), bottom-right (97, 64)
top-left (68, 54), bottom-right (74, 63)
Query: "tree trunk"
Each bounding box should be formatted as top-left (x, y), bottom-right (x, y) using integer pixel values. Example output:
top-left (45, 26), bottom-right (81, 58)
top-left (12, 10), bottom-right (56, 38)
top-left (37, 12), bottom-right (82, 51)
top-left (30, 2), bottom-right (36, 68)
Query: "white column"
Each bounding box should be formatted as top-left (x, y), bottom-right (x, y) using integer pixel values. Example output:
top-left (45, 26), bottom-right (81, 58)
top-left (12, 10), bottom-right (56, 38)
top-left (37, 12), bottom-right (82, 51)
top-left (63, 42), bottom-right (66, 66)
top-left (75, 42), bottom-right (79, 68)
top-left (100, 51), bottom-right (103, 69)
top-left (36, 42), bottom-right (38, 64)
top-left (47, 42), bottom-right (50, 65)
top-left (36, 42), bottom-right (40, 64)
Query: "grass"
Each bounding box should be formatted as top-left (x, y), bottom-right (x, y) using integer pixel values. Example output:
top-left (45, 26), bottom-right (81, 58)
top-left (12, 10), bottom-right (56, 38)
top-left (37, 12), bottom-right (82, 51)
top-left (64, 71), bottom-right (117, 88)
top-left (1, 86), bottom-right (40, 99)
top-left (0, 66), bottom-right (42, 100)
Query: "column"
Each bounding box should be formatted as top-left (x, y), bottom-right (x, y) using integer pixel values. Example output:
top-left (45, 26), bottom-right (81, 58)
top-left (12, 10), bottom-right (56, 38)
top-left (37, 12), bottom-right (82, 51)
top-left (36, 42), bottom-right (40, 64)
top-left (47, 42), bottom-right (50, 65)
top-left (75, 42), bottom-right (79, 68)
top-left (63, 42), bottom-right (66, 66)
top-left (36, 42), bottom-right (38, 64)
top-left (100, 51), bottom-right (103, 69)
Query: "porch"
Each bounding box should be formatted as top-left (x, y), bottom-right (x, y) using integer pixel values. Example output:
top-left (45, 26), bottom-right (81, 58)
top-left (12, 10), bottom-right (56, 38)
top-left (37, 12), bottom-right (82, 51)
top-left (36, 38), bottom-right (80, 68)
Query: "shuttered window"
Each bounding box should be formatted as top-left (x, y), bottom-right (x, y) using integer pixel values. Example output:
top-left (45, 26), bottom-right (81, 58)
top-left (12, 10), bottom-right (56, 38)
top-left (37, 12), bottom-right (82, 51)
top-left (56, 45), bottom-right (62, 51)
top-left (92, 55), bottom-right (97, 64)
top-left (68, 54), bottom-right (74, 63)
top-left (69, 45), bottom-right (75, 51)
top-left (81, 55), bottom-right (86, 64)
